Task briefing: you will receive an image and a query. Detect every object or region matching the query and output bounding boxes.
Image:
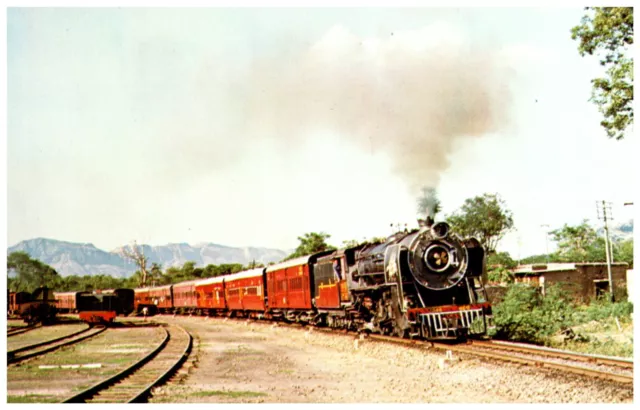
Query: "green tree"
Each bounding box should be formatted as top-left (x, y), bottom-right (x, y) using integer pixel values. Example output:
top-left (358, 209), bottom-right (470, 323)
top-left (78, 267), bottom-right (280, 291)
top-left (486, 252), bottom-right (517, 284)
top-left (285, 232), bottom-right (336, 261)
top-left (445, 193), bottom-right (514, 254)
top-left (613, 239), bottom-right (633, 267)
top-left (519, 254), bottom-right (545, 264)
top-left (246, 259), bottom-right (265, 270)
top-left (487, 252), bottom-right (518, 269)
top-left (571, 7), bottom-right (634, 140)
top-left (148, 263), bottom-right (164, 286)
top-left (546, 220), bottom-right (632, 264)
top-left (342, 239), bottom-right (361, 248)
top-left (550, 220), bottom-right (598, 262)
top-left (7, 251), bottom-right (61, 292)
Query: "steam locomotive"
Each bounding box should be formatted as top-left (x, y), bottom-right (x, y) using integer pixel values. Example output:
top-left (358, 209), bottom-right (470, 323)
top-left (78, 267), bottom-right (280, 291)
top-left (342, 217), bottom-right (492, 339)
top-left (133, 218), bottom-right (493, 341)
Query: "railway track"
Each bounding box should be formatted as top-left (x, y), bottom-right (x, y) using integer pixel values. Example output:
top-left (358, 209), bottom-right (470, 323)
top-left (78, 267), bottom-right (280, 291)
top-left (149, 315), bottom-right (636, 386)
top-left (7, 324), bottom-right (41, 337)
top-left (211, 317), bottom-right (633, 385)
top-left (470, 339), bottom-right (633, 369)
top-left (8, 325), bottom-right (106, 365)
top-left (367, 334), bottom-right (633, 385)
top-left (61, 324), bottom-right (192, 403)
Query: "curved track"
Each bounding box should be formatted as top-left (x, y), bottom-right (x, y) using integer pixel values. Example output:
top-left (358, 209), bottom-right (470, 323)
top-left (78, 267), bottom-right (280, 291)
top-left (61, 324), bottom-right (193, 403)
top-left (8, 325), bottom-right (106, 365)
top-left (7, 324), bottom-right (41, 337)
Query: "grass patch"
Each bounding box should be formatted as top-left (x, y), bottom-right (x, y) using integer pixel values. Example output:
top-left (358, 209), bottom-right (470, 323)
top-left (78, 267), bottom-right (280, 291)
top-left (550, 338), bottom-right (634, 358)
top-left (191, 390), bottom-right (267, 398)
top-left (7, 394), bottom-right (59, 403)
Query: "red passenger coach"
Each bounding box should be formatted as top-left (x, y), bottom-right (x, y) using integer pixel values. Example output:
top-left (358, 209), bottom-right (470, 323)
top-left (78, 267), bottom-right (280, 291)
top-left (149, 285), bottom-right (173, 313)
top-left (54, 292), bottom-right (84, 313)
top-left (265, 252), bottom-right (333, 321)
top-left (173, 280), bottom-right (199, 313)
top-left (195, 276), bottom-right (226, 314)
top-left (134, 288), bottom-right (153, 314)
top-left (224, 268), bottom-right (266, 316)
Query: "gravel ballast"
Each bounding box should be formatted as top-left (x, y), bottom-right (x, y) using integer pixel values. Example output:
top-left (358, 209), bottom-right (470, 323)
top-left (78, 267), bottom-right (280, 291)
top-left (150, 316), bottom-right (633, 403)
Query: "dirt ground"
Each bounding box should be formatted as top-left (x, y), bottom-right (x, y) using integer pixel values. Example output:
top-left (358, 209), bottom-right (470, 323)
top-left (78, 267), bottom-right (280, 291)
top-left (149, 316), bottom-right (633, 403)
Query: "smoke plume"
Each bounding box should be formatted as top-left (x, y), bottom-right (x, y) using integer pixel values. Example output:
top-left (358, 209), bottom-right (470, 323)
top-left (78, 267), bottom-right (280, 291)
top-left (416, 186), bottom-right (441, 220)
top-left (243, 24), bottom-right (512, 193)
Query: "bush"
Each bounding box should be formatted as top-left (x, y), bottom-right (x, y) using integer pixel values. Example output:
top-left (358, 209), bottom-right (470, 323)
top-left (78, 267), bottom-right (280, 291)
top-left (486, 266), bottom-right (515, 284)
top-left (573, 295), bottom-right (634, 323)
top-left (492, 283), bottom-right (576, 344)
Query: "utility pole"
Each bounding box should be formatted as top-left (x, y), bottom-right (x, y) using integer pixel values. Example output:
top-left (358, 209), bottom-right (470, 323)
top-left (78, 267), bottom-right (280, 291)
top-left (596, 201), bottom-right (615, 302)
top-left (541, 224), bottom-right (550, 263)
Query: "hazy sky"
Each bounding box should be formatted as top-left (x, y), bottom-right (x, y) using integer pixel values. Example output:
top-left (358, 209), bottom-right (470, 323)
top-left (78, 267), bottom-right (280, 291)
top-left (5, 7), bottom-right (636, 259)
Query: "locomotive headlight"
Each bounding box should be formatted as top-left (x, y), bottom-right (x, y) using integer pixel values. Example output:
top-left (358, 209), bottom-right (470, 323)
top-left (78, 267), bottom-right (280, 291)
top-left (430, 222), bottom-right (450, 239)
top-left (424, 244), bottom-right (452, 273)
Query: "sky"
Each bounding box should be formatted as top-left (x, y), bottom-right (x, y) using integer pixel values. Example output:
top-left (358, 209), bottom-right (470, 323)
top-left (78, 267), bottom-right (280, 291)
top-left (4, 6), bottom-right (637, 260)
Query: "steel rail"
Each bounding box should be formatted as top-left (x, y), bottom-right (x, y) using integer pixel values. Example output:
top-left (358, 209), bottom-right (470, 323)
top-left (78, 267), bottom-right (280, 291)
top-left (8, 325), bottom-right (91, 356)
top-left (7, 324), bottom-right (41, 337)
top-left (470, 340), bottom-right (633, 369)
top-left (161, 316), bottom-right (634, 385)
top-left (367, 334), bottom-right (633, 385)
top-left (128, 325), bottom-right (193, 403)
top-left (8, 326), bottom-right (107, 365)
top-left (61, 324), bottom-right (192, 404)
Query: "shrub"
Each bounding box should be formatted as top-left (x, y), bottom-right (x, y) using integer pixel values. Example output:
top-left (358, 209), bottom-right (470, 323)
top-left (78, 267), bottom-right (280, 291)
top-left (492, 283), bottom-right (576, 344)
top-left (573, 295), bottom-right (634, 323)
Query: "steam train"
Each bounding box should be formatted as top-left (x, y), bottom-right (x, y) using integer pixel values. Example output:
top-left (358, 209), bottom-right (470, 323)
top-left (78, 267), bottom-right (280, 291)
top-left (134, 219), bottom-right (494, 340)
top-left (8, 286), bottom-right (58, 325)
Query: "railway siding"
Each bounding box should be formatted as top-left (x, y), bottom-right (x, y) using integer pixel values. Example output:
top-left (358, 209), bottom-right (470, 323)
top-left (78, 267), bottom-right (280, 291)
top-left (7, 323), bottom-right (167, 403)
top-left (8, 323), bottom-right (88, 351)
top-left (8, 325), bottom-right (105, 364)
top-left (62, 324), bottom-right (193, 403)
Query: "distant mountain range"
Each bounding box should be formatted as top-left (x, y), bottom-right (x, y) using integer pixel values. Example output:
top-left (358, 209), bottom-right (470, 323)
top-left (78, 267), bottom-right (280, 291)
top-left (7, 238), bottom-right (290, 278)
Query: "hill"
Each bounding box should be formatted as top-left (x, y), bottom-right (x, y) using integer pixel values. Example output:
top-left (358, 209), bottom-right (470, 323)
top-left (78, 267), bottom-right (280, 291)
top-left (7, 238), bottom-right (289, 277)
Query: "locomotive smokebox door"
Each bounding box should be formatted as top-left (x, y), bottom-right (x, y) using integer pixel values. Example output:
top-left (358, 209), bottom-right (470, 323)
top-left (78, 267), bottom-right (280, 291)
top-left (408, 226), bottom-right (469, 290)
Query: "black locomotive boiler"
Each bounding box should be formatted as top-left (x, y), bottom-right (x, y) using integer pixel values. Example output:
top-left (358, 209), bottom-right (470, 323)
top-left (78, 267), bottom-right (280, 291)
top-left (342, 217), bottom-right (493, 339)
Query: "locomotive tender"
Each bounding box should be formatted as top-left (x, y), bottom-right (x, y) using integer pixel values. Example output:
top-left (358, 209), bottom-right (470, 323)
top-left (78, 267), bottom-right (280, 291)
top-left (133, 218), bottom-right (494, 341)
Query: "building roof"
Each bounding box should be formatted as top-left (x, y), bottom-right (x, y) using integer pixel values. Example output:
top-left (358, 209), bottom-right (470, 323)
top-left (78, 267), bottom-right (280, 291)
top-left (512, 262), bottom-right (629, 276)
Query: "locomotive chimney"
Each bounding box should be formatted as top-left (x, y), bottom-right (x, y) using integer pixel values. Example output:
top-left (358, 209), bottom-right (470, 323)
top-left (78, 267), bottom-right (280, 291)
top-left (418, 216), bottom-right (434, 228)
top-left (425, 215), bottom-right (434, 228)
